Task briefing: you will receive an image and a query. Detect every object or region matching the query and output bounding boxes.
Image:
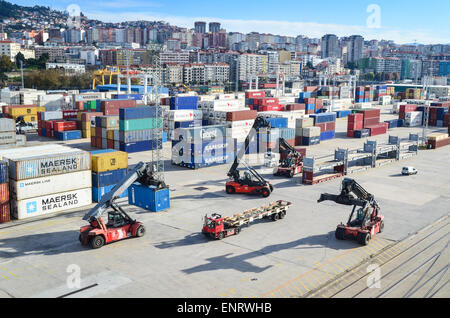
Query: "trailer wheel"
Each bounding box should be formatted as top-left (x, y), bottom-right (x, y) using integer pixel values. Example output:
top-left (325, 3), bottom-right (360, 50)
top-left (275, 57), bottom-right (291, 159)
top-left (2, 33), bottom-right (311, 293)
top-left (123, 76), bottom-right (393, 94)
top-left (279, 211), bottom-right (286, 219)
top-left (379, 221), bottom-right (384, 233)
top-left (226, 186), bottom-right (235, 194)
top-left (272, 213), bottom-right (280, 221)
top-left (357, 232), bottom-right (371, 246)
top-left (89, 235), bottom-right (105, 249)
top-left (136, 225), bottom-right (146, 237)
top-left (235, 227), bottom-right (241, 235)
top-left (269, 184), bottom-right (274, 192)
top-left (217, 232), bottom-right (225, 240)
top-left (289, 170), bottom-right (294, 178)
top-left (78, 234), bottom-right (83, 243)
top-left (335, 228), bottom-right (345, 240)
top-left (262, 189), bottom-right (271, 198)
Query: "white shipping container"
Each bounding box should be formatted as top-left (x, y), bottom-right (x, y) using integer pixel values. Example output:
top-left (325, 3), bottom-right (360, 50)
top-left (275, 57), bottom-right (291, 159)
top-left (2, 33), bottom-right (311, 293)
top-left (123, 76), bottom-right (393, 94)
top-left (296, 117), bottom-right (314, 129)
top-left (0, 118), bottom-right (16, 132)
top-left (227, 119), bottom-right (255, 129)
top-left (7, 150), bottom-right (91, 181)
top-left (11, 187), bottom-right (92, 220)
top-left (0, 131), bottom-right (16, 144)
top-left (167, 110), bottom-right (203, 121)
top-left (40, 111), bottom-right (63, 121)
top-left (11, 170), bottom-right (92, 200)
top-left (302, 127), bottom-right (321, 137)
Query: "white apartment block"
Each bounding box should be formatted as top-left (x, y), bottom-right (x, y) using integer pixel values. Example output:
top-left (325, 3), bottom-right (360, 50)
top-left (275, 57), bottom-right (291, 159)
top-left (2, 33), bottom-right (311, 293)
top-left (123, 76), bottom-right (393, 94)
top-left (46, 63), bottom-right (86, 74)
top-left (238, 53), bottom-right (268, 81)
top-left (160, 51), bottom-right (190, 65)
top-left (165, 63), bottom-right (184, 84)
top-left (205, 63), bottom-right (230, 84)
top-left (183, 63), bottom-right (206, 84)
top-left (0, 40), bottom-right (20, 61)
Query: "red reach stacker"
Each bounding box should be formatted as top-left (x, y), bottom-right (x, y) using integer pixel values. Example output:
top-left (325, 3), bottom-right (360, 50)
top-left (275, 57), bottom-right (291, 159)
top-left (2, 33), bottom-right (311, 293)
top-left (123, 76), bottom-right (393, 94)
top-left (226, 117), bottom-right (274, 197)
top-left (80, 162), bottom-right (167, 249)
top-left (274, 138), bottom-right (304, 178)
top-left (317, 178), bottom-right (384, 246)
top-left (202, 200), bottom-right (292, 240)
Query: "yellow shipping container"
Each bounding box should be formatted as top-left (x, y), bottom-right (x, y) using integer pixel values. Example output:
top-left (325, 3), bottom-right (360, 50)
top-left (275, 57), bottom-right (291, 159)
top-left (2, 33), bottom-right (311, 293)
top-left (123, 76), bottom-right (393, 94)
top-left (91, 151), bottom-right (128, 173)
top-left (82, 122), bottom-right (90, 130)
top-left (82, 129), bottom-right (91, 139)
top-left (107, 130), bottom-right (117, 140)
top-left (13, 114), bottom-right (38, 122)
top-left (10, 106), bottom-right (45, 117)
top-left (91, 127), bottom-right (96, 137)
top-left (77, 112), bottom-right (83, 121)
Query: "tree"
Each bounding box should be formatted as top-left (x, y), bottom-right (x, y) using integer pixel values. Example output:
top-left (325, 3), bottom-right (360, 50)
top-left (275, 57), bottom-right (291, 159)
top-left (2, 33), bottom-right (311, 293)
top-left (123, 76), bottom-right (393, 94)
top-left (0, 54), bottom-right (13, 73)
top-left (15, 52), bottom-right (25, 68)
top-left (306, 61), bottom-right (314, 69)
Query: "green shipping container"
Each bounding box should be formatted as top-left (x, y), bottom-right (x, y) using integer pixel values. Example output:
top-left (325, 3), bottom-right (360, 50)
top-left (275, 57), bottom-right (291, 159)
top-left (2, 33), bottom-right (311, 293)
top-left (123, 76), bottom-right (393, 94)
top-left (88, 100), bottom-right (97, 110)
top-left (119, 118), bottom-right (163, 131)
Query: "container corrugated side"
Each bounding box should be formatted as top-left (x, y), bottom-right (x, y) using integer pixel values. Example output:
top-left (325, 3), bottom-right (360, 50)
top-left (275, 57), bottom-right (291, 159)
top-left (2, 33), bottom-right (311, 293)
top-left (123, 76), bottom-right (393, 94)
top-left (0, 202), bottom-right (10, 223)
top-left (10, 170), bottom-right (92, 201)
top-left (91, 151), bottom-right (128, 173)
top-left (0, 183), bottom-right (8, 204)
top-left (0, 118), bottom-right (15, 132)
top-left (0, 132), bottom-right (16, 145)
top-left (8, 151), bottom-right (91, 181)
top-left (11, 187), bottom-right (92, 220)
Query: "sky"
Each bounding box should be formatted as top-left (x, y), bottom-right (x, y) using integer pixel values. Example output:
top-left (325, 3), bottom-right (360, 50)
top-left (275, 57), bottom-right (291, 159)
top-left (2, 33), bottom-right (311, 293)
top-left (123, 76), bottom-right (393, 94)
top-left (9, 0), bottom-right (450, 44)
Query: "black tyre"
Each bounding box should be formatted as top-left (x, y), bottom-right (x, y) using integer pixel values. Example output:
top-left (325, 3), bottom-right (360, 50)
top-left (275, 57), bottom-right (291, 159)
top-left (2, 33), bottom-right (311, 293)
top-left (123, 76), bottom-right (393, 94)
top-left (78, 234), bottom-right (82, 243)
top-left (262, 189), bottom-right (271, 198)
top-left (89, 235), bottom-right (105, 249)
top-left (226, 186), bottom-right (235, 194)
top-left (335, 227), bottom-right (345, 240)
top-left (217, 232), bottom-right (225, 240)
top-left (357, 232), bottom-right (371, 246)
top-left (272, 213), bottom-right (280, 221)
top-left (279, 211), bottom-right (286, 219)
top-left (235, 227), bottom-right (241, 236)
top-left (269, 184), bottom-right (274, 192)
top-left (379, 221), bottom-right (384, 233)
top-left (289, 170), bottom-right (294, 178)
top-left (136, 225), bottom-right (146, 237)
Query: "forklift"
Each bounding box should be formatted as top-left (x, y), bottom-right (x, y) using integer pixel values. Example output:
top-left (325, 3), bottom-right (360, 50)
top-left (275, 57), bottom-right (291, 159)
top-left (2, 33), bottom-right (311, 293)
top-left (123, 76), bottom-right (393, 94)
top-left (274, 138), bottom-right (304, 178)
top-left (226, 117), bottom-right (274, 198)
top-left (317, 178), bottom-right (384, 246)
top-left (80, 162), bottom-right (167, 249)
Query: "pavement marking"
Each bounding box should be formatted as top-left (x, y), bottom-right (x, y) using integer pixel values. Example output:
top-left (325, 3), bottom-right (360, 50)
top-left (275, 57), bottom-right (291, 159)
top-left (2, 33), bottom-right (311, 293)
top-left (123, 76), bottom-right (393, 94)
top-left (292, 283), bottom-right (304, 296)
top-left (0, 266), bottom-right (17, 278)
top-left (298, 279), bottom-right (311, 292)
top-left (229, 288), bottom-right (236, 294)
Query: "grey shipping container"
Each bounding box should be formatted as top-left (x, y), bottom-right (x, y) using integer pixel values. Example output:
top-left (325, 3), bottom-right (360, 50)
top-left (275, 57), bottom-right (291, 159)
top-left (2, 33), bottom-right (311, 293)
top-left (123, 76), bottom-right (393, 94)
top-left (0, 132), bottom-right (16, 145)
top-left (8, 150), bottom-right (91, 181)
top-left (0, 118), bottom-right (15, 132)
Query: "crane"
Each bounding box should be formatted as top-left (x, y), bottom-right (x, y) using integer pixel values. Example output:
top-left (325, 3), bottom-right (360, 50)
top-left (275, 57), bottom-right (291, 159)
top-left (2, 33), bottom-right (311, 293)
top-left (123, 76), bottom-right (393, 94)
top-left (317, 178), bottom-right (384, 245)
top-left (226, 117), bottom-right (274, 197)
top-left (79, 162), bottom-right (167, 249)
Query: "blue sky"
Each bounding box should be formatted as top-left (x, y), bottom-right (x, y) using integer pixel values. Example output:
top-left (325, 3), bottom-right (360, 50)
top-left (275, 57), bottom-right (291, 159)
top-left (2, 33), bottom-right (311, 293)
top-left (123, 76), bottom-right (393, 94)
top-left (9, 0), bottom-right (450, 44)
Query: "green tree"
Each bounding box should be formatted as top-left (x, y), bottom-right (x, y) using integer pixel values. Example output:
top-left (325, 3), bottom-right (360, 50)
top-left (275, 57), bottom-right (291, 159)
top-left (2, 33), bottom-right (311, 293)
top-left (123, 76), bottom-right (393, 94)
top-left (0, 54), bottom-right (13, 73)
top-left (15, 52), bottom-right (25, 68)
top-left (306, 61), bottom-right (314, 69)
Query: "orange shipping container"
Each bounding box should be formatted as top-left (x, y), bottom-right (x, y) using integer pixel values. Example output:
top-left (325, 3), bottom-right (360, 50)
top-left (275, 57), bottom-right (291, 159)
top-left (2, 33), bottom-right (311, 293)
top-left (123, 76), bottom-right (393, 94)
top-left (0, 183), bottom-right (8, 204)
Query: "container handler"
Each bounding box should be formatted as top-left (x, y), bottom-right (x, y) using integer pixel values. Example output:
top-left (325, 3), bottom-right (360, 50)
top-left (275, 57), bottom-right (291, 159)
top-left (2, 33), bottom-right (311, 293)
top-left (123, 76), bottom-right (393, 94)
top-left (202, 200), bottom-right (292, 240)
top-left (226, 117), bottom-right (274, 197)
top-left (317, 178), bottom-right (384, 245)
top-left (274, 138), bottom-right (304, 178)
top-left (79, 161), bottom-right (167, 249)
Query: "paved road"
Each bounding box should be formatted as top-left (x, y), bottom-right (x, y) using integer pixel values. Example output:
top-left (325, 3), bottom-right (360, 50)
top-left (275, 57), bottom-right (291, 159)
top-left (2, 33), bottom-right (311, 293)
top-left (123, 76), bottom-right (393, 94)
top-left (309, 216), bottom-right (450, 298)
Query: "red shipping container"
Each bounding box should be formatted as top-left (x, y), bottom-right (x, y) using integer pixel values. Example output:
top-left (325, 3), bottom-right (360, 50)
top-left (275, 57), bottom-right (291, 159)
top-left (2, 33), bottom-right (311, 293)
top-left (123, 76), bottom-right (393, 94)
top-left (304, 86), bottom-right (317, 92)
top-left (95, 137), bottom-right (102, 149)
top-left (358, 109), bottom-right (380, 119)
top-left (95, 127), bottom-right (102, 137)
top-left (38, 128), bottom-right (42, 136)
top-left (304, 98), bottom-right (316, 105)
top-left (348, 121), bottom-right (363, 131)
top-left (315, 99), bottom-right (323, 108)
top-left (0, 203), bottom-right (10, 224)
top-left (107, 139), bottom-right (114, 149)
top-left (295, 136), bottom-right (303, 146)
top-left (100, 100), bottom-right (136, 115)
top-left (91, 136), bottom-right (96, 147)
top-left (399, 112), bottom-right (406, 120)
top-left (226, 110), bottom-right (257, 121)
top-left (259, 98), bottom-right (279, 106)
top-left (245, 91), bottom-right (266, 99)
top-left (399, 104), bottom-right (418, 113)
top-left (260, 105), bottom-right (284, 112)
top-left (363, 118), bottom-right (380, 127)
top-left (285, 104), bottom-right (305, 111)
top-left (81, 112), bottom-right (103, 122)
top-left (348, 113), bottom-right (364, 123)
top-left (347, 130), bottom-right (355, 138)
top-left (366, 124), bottom-right (387, 136)
top-left (75, 101), bottom-right (84, 110)
top-left (54, 121), bottom-right (77, 132)
top-left (305, 109), bottom-right (315, 115)
top-left (429, 137), bottom-right (450, 149)
top-left (325, 122), bottom-right (336, 132)
top-left (302, 170), bottom-right (314, 182)
top-left (0, 183), bottom-right (9, 204)
top-left (45, 120), bottom-right (63, 131)
top-left (315, 123), bottom-right (326, 132)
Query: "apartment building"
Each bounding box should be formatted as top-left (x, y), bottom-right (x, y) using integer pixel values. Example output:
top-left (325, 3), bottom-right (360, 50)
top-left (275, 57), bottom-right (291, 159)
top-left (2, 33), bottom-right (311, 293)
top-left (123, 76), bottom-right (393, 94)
top-left (0, 40), bottom-right (20, 61)
top-left (160, 51), bottom-right (190, 65)
top-left (238, 53), bottom-right (268, 81)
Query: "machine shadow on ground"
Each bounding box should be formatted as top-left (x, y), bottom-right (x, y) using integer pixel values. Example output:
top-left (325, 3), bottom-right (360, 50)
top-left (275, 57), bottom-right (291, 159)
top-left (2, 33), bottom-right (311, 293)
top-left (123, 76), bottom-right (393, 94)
top-left (179, 231), bottom-right (357, 274)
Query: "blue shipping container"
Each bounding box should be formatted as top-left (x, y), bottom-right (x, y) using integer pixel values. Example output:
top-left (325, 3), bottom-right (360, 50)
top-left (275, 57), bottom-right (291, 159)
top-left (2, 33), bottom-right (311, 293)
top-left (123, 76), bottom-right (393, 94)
top-left (119, 107), bottom-right (157, 120)
top-left (265, 117), bottom-right (288, 128)
top-left (92, 168), bottom-right (128, 188)
top-left (302, 136), bottom-right (320, 146)
top-left (0, 161), bottom-right (8, 183)
top-left (305, 104), bottom-right (315, 110)
top-left (119, 129), bottom-right (159, 143)
top-left (41, 128), bottom-right (47, 137)
top-left (113, 94), bottom-right (143, 100)
top-left (336, 110), bottom-right (352, 118)
top-left (320, 131), bottom-right (335, 141)
top-left (310, 113), bottom-right (336, 124)
top-left (90, 149), bottom-right (116, 155)
top-left (128, 184), bottom-right (170, 212)
top-left (120, 140), bottom-right (162, 153)
top-left (170, 96), bottom-right (199, 110)
top-left (354, 129), bottom-right (370, 138)
top-left (92, 184), bottom-right (128, 203)
top-left (55, 130), bottom-right (82, 141)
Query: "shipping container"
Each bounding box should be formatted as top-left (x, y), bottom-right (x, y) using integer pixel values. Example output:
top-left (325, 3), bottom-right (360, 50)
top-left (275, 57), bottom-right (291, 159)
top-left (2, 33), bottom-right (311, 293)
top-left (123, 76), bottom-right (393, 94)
top-left (0, 182), bottom-right (8, 204)
top-left (92, 168), bottom-right (128, 188)
top-left (119, 140), bottom-right (161, 153)
top-left (0, 202), bottom-right (10, 223)
top-left (10, 170), bottom-right (92, 201)
top-left (91, 151), bottom-right (128, 173)
top-left (119, 118), bottom-right (163, 131)
top-left (128, 184), bottom-right (170, 212)
top-left (0, 132), bottom-right (16, 144)
top-left (119, 107), bottom-right (157, 120)
top-left (0, 118), bottom-right (16, 132)
top-left (11, 188), bottom-right (92, 220)
top-left (92, 184), bottom-right (128, 203)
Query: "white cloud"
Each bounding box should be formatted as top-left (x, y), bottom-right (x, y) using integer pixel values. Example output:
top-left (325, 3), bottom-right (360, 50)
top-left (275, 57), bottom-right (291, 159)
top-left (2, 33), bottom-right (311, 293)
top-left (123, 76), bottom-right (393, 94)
top-left (83, 11), bottom-right (450, 45)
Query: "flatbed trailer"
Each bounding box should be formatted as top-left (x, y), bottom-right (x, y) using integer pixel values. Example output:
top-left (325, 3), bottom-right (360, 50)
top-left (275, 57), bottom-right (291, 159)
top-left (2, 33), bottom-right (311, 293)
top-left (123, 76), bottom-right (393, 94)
top-left (202, 200), bottom-right (292, 240)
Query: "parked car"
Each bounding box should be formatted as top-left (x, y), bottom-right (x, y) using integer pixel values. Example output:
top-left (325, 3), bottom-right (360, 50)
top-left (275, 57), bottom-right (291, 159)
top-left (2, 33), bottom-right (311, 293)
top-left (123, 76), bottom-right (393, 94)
top-left (402, 167), bottom-right (418, 176)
